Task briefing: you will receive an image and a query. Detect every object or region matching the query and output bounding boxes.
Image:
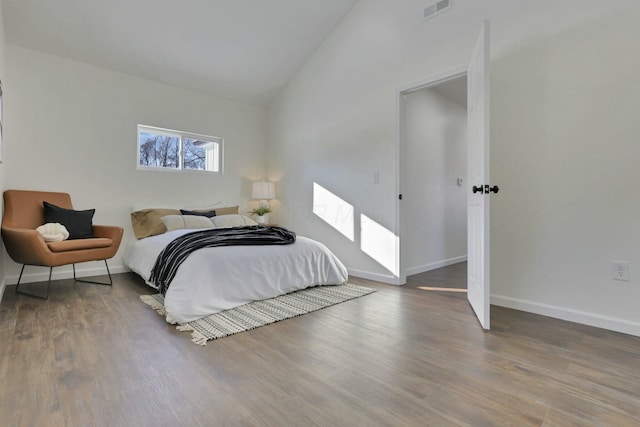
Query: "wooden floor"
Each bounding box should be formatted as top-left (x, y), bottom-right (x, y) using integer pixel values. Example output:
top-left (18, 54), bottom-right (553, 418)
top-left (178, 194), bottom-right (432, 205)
top-left (1, 263), bottom-right (640, 426)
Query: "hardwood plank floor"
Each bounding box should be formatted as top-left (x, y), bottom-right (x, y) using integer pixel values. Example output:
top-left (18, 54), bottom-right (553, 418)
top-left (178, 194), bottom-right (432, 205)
top-left (1, 264), bottom-right (639, 426)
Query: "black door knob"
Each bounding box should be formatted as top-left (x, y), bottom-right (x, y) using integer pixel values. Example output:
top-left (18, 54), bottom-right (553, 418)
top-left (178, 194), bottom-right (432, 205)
top-left (472, 185), bottom-right (484, 194)
top-left (485, 185), bottom-right (499, 194)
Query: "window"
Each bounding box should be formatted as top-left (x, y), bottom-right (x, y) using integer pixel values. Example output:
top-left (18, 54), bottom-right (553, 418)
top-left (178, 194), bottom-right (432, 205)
top-left (137, 125), bottom-right (223, 173)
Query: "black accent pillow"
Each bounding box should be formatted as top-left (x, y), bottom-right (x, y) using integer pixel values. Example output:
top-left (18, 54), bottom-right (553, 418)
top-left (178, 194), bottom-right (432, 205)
top-left (43, 201), bottom-right (95, 239)
top-left (180, 209), bottom-right (216, 218)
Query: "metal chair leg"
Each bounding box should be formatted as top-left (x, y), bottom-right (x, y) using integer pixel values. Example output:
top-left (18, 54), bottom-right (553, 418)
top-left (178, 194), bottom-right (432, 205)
top-left (73, 260), bottom-right (113, 286)
top-left (14, 261), bottom-right (113, 299)
top-left (15, 265), bottom-right (53, 300)
top-left (14, 264), bottom-right (26, 294)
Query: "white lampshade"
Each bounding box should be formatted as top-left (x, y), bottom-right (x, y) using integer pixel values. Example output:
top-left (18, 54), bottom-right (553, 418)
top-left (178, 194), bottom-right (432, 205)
top-left (252, 181), bottom-right (276, 200)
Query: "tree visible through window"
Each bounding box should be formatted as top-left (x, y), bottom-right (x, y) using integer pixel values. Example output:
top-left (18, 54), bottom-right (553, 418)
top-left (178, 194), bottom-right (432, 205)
top-left (137, 125), bottom-right (222, 173)
top-left (139, 133), bottom-right (180, 168)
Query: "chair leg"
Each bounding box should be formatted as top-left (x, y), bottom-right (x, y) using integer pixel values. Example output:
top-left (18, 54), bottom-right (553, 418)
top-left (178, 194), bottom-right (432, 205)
top-left (15, 265), bottom-right (53, 300)
top-left (73, 260), bottom-right (113, 286)
top-left (14, 264), bottom-right (26, 294)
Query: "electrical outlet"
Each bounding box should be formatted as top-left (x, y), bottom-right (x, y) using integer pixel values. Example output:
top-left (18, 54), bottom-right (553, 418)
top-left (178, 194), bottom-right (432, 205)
top-left (612, 261), bottom-right (629, 281)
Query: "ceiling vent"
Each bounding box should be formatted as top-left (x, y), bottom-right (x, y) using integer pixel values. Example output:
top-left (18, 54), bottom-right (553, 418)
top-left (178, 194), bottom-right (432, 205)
top-left (423, 0), bottom-right (451, 21)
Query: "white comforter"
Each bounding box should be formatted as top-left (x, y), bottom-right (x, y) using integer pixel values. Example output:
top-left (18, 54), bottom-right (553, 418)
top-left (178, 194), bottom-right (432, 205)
top-left (124, 229), bottom-right (348, 324)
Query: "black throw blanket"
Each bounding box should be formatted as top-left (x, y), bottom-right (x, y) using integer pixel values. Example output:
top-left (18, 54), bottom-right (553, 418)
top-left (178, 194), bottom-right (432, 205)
top-left (150, 226), bottom-right (296, 295)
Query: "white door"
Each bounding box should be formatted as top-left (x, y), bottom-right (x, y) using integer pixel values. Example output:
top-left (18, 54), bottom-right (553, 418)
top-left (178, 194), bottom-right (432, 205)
top-left (467, 20), bottom-right (491, 329)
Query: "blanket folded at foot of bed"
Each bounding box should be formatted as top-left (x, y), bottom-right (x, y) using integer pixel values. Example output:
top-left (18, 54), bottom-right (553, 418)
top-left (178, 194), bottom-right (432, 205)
top-left (150, 226), bottom-right (296, 295)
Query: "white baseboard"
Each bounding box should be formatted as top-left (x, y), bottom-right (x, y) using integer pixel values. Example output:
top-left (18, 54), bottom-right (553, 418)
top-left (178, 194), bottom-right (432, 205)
top-left (405, 255), bottom-right (467, 276)
top-left (348, 256), bottom-right (468, 286)
top-left (491, 294), bottom-right (640, 338)
top-left (0, 277), bottom-right (6, 303)
top-left (5, 263), bottom-right (129, 285)
top-left (348, 268), bottom-right (399, 285)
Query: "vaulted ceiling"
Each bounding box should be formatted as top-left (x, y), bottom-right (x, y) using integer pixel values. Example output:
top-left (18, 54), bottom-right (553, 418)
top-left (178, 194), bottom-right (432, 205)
top-left (3, 0), bottom-right (358, 105)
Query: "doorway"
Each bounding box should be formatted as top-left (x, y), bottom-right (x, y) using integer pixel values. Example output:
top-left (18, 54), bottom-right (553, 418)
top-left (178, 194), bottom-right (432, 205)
top-left (396, 22), bottom-right (491, 329)
top-left (399, 74), bottom-right (468, 295)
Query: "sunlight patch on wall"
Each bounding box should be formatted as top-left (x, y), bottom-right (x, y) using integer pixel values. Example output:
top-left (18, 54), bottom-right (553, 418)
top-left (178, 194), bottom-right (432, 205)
top-left (360, 214), bottom-right (398, 275)
top-left (313, 183), bottom-right (354, 241)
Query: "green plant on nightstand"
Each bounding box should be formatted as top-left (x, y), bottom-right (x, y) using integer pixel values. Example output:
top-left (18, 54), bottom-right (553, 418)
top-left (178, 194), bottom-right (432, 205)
top-left (249, 205), bottom-right (272, 225)
top-left (249, 206), bottom-right (272, 216)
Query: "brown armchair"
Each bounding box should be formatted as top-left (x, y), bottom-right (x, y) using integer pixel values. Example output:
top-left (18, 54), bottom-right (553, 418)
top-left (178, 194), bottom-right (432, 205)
top-left (1, 190), bottom-right (124, 299)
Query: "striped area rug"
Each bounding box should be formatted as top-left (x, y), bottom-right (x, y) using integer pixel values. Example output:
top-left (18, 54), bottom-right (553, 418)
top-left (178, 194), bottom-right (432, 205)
top-left (140, 283), bottom-right (375, 345)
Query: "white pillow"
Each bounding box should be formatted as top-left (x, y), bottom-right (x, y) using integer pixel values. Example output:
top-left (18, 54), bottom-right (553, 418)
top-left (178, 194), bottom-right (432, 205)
top-left (36, 222), bottom-right (70, 242)
top-left (161, 215), bottom-right (215, 231)
top-left (210, 214), bottom-right (258, 228)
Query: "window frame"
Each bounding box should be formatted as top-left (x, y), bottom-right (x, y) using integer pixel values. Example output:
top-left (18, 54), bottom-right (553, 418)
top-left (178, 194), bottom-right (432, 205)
top-left (137, 124), bottom-right (224, 174)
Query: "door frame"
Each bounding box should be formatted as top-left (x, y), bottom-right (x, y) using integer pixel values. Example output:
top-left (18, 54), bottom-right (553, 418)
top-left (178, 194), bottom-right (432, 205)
top-left (395, 65), bottom-right (468, 285)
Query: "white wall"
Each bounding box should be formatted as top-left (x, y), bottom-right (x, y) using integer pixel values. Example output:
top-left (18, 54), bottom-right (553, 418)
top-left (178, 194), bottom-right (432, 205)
top-left (403, 87), bottom-right (466, 274)
top-left (0, 0), bottom-right (7, 299)
top-left (268, 0), bottom-right (640, 335)
top-left (3, 45), bottom-right (267, 283)
top-left (489, 2), bottom-right (640, 335)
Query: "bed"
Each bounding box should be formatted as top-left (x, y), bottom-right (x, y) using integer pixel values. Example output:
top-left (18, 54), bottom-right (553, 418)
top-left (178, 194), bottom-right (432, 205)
top-left (123, 212), bottom-right (348, 324)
